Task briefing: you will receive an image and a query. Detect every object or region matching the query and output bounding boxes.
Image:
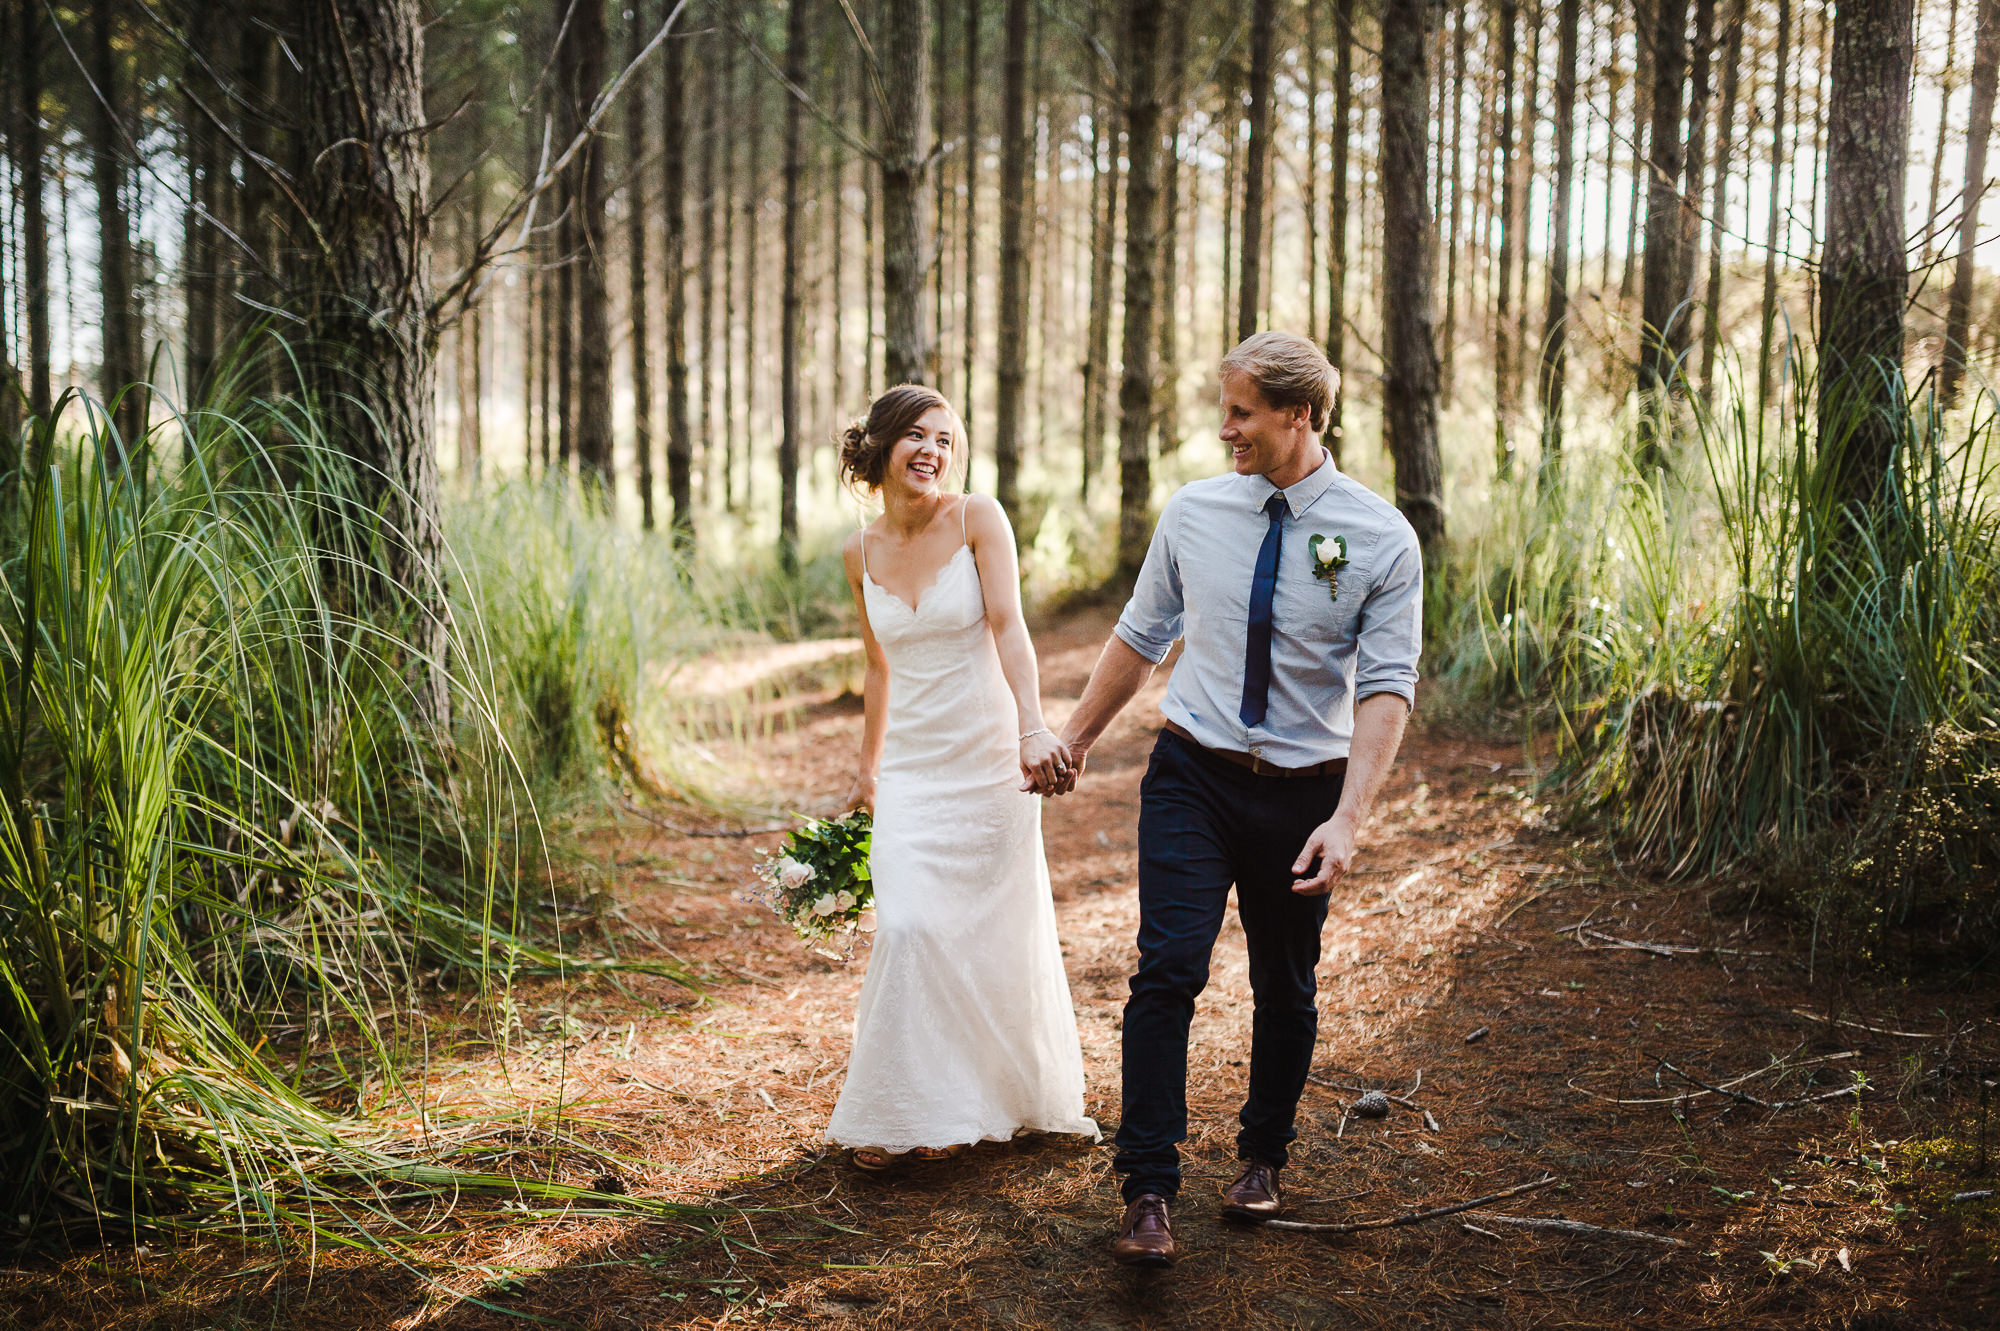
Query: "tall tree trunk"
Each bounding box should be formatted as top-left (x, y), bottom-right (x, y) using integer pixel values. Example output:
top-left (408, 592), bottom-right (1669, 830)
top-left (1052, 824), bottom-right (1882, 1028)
top-left (1305, 0), bottom-right (1321, 337)
top-left (722, 24), bottom-right (739, 509)
top-left (573, 0), bottom-right (614, 494)
top-left (1440, 0), bottom-right (1468, 395)
top-left (1494, 0), bottom-right (1521, 477)
top-left (663, 2), bottom-right (693, 548)
top-left (1757, 0), bottom-right (1792, 409)
top-left (462, 186), bottom-right (485, 480)
top-left (699, 27), bottom-right (719, 497)
top-left (1514, 0), bottom-right (1542, 383)
top-left (1635, 0), bottom-right (1689, 469)
top-left (1819, 0), bottom-right (1913, 508)
top-left (628, 1), bottom-right (654, 522)
top-left (1540, 0), bottom-right (1581, 478)
top-left (1676, 0), bottom-right (1717, 356)
top-left (297, 0), bottom-right (450, 729)
top-left (961, 0), bottom-right (980, 432)
top-left (1082, 76), bottom-right (1121, 501)
top-left (1942, 0), bottom-right (2000, 403)
top-left (554, 0), bottom-right (577, 471)
top-left (15, 0), bottom-right (52, 424)
top-left (1326, 0), bottom-right (1354, 454)
top-left (743, 18), bottom-right (764, 508)
top-left (183, 1), bottom-right (224, 415)
top-left (994, 0), bottom-right (1030, 520)
top-left (880, 0), bottom-right (933, 386)
top-left (779, 0), bottom-right (810, 574)
top-left (1925, 0), bottom-right (1963, 262)
top-left (1380, 0), bottom-right (1446, 557)
top-left (1621, 0), bottom-right (1653, 302)
top-left (91, 0), bottom-right (144, 457)
top-left (1155, 1), bottom-right (1190, 458)
top-left (1699, 1), bottom-right (1745, 397)
top-left (1600, 8), bottom-right (1623, 294)
top-left (932, 0), bottom-right (950, 392)
top-left (1238, 0), bottom-right (1278, 342)
top-left (1116, 0), bottom-right (1164, 582)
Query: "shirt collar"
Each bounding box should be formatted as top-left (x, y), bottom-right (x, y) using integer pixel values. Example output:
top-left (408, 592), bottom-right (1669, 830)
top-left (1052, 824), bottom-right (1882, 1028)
top-left (1257, 447), bottom-right (1338, 520)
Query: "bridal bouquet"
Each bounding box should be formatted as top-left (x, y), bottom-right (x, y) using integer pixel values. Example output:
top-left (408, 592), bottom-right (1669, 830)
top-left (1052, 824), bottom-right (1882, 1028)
top-left (747, 810), bottom-right (874, 953)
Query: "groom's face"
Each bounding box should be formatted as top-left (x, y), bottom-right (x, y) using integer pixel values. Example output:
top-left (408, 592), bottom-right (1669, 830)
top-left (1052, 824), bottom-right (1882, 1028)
top-left (1219, 371), bottom-right (1310, 479)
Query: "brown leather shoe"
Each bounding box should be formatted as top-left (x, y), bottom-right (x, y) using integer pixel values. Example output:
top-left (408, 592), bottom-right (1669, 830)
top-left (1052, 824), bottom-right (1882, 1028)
top-left (1220, 1162), bottom-right (1283, 1222)
top-left (1111, 1193), bottom-right (1177, 1267)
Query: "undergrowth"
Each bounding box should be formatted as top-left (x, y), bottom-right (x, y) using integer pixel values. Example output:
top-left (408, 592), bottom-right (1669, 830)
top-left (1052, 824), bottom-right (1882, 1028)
top-left (1434, 365), bottom-right (2000, 967)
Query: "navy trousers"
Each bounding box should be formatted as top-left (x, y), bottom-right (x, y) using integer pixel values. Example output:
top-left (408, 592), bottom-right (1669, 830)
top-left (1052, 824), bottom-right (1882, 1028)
top-left (1113, 728), bottom-right (1342, 1203)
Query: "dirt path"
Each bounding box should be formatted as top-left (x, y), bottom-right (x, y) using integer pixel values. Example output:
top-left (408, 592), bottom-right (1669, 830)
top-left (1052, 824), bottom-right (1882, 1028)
top-left (4, 608), bottom-right (1991, 1330)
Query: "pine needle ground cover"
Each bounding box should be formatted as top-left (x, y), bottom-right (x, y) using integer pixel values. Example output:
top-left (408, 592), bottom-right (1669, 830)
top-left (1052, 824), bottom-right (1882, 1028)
top-left (2, 607), bottom-right (1987, 1330)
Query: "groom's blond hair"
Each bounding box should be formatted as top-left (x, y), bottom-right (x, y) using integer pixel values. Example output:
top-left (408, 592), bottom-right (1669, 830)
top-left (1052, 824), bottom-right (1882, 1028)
top-left (1220, 332), bottom-right (1341, 433)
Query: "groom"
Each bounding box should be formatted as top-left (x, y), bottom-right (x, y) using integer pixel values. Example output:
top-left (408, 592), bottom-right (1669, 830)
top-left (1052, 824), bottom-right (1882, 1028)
top-left (1054, 331), bottom-right (1422, 1267)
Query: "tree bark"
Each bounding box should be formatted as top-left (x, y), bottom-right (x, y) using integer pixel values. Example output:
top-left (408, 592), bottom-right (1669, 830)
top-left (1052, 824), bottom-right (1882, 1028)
top-left (1621, 0), bottom-right (1653, 302)
top-left (1675, 0), bottom-right (1717, 357)
top-left (297, 0), bottom-right (451, 729)
top-left (994, 0), bottom-right (1030, 520)
top-left (1635, 0), bottom-right (1689, 468)
top-left (92, 0), bottom-right (145, 457)
top-left (462, 186), bottom-right (485, 480)
top-left (182, 0), bottom-right (224, 415)
top-left (1083, 67), bottom-right (1121, 502)
top-left (1495, 0), bottom-right (1520, 477)
top-left (960, 0), bottom-right (980, 432)
top-left (1116, 0), bottom-right (1164, 583)
top-left (699, 22), bottom-right (719, 498)
top-left (722, 26), bottom-right (740, 509)
top-left (880, 0), bottom-right (934, 386)
top-left (779, 0), bottom-right (810, 574)
top-left (572, 0), bottom-right (615, 494)
top-left (1326, 0), bottom-right (1354, 455)
top-left (15, 0), bottom-right (52, 424)
top-left (1155, 2), bottom-right (1190, 459)
top-left (1380, 0), bottom-right (1446, 558)
top-left (1540, 0), bottom-right (1580, 479)
top-left (1942, 0), bottom-right (2000, 403)
top-left (1758, 0), bottom-right (1792, 410)
top-left (628, 1), bottom-right (654, 522)
top-left (1440, 0), bottom-right (1467, 395)
top-left (1699, 1), bottom-right (1745, 397)
top-left (663, 3), bottom-right (694, 549)
top-left (1819, 0), bottom-right (1913, 507)
top-left (1238, 0), bottom-right (1279, 342)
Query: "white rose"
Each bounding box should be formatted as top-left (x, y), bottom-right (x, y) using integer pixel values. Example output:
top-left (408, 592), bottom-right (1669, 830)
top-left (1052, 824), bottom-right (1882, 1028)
top-left (1314, 538), bottom-right (1340, 566)
top-left (811, 894), bottom-right (839, 917)
top-left (777, 857), bottom-right (816, 890)
top-left (835, 890), bottom-right (856, 912)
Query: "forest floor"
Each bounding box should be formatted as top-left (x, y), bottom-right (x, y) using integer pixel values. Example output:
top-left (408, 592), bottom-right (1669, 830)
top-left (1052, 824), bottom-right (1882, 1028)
top-left (4, 605), bottom-right (1997, 1330)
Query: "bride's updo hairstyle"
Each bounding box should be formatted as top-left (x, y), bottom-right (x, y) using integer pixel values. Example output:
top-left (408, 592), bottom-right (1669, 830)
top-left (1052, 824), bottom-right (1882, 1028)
top-left (838, 383), bottom-right (964, 494)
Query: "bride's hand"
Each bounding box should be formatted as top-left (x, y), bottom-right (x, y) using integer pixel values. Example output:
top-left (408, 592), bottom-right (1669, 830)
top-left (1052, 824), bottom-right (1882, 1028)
top-left (843, 773), bottom-right (877, 813)
top-left (1018, 730), bottom-right (1073, 795)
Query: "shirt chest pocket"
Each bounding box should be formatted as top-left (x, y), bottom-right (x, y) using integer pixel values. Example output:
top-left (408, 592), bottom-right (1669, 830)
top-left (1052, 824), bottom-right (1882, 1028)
top-left (1281, 533), bottom-right (1375, 657)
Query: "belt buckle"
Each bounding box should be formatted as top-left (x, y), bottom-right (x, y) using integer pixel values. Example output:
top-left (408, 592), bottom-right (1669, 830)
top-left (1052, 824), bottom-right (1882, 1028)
top-left (1250, 753), bottom-right (1275, 777)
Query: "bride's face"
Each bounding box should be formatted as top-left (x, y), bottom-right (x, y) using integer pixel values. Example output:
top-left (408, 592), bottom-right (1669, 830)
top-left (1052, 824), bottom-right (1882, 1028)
top-left (884, 406), bottom-right (956, 497)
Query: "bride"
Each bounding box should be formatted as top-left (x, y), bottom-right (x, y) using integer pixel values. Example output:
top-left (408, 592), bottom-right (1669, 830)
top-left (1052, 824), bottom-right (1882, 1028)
top-left (826, 383), bottom-right (1098, 1171)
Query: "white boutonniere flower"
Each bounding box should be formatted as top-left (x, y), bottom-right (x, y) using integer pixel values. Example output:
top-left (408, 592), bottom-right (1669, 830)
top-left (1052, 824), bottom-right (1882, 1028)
top-left (1307, 533), bottom-right (1351, 603)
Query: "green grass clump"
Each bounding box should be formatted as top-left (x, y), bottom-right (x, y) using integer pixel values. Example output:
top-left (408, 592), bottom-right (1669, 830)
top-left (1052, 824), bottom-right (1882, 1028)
top-left (1434, 367), bottom-right (2000, 964)
top-left (0, 388), bottom-right (711, 1252)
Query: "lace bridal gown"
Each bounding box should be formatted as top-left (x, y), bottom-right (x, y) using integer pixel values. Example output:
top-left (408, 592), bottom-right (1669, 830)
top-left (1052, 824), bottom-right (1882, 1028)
top-left (824, 534), bottom-right (1098, 1155)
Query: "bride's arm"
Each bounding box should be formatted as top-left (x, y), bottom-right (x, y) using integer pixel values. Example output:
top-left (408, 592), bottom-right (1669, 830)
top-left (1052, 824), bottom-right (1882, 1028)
top-left (842, 531), bottom-right (889, 812)
top-left (965, 496), bottom-right (1069, 793)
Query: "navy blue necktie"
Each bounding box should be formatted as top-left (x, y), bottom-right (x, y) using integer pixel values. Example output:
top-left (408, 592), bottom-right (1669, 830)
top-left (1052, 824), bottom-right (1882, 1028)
top-left (1239, 491), bottom-right (1287, 728)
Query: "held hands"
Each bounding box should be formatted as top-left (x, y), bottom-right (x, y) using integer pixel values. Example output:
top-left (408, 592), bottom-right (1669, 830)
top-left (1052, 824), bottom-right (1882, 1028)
top-left (1018, 729), bottom-right (1077, 796)
top-left (1290, 813), bottom-right (1359, 895)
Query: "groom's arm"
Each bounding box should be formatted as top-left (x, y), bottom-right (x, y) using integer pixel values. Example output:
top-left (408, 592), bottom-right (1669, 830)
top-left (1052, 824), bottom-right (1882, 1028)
top-left (1052, 635), bottom-right (1158, 793)
top-left (1289, 693), bottom-right (1410, 894)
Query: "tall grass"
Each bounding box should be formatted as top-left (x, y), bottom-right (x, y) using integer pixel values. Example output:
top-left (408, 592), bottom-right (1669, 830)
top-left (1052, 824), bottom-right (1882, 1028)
top-left (0, 389), bottom-right (721, 1252)
top-left (1436, 371), bottom-right (2000, 962)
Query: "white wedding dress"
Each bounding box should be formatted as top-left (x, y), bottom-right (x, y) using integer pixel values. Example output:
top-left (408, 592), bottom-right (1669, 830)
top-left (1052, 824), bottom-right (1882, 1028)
top-left (824, 529), bottom-right (1098, 1155)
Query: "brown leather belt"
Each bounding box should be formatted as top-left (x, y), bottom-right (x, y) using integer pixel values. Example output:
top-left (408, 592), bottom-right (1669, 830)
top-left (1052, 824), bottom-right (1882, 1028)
top-left (1162, 720), bottom-right (1348, 779)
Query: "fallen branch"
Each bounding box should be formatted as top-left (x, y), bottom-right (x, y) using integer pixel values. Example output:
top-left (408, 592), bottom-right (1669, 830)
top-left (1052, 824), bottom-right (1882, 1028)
top-left (1465, 1212), bottom-right (1691, 1247)
top-left (1655, 1057), bottom-right (1864, 1111)
top-left (1790, 1009), bottom-right (1955, 1040)
top-left (1263, 1175), bottom-right (1557, 1234)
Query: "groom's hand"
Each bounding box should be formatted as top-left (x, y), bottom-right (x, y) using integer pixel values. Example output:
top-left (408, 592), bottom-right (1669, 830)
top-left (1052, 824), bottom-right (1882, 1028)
top-left (1291, 814), bottom-right (1359, 895)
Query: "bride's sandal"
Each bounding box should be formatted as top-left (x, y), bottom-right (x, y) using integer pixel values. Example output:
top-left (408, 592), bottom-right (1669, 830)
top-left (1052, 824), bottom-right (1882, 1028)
top-left (908, 1143), bottom-right (971, 1162)
top-left (850, 1148), bottom-right (898, 1173)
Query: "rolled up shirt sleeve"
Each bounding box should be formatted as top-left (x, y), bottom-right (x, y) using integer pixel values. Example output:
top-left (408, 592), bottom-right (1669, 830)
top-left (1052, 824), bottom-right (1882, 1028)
top-left (1113, 497), bottom-right (1184, 664)
top-left (1353, 527), bottom-right (1422, 707)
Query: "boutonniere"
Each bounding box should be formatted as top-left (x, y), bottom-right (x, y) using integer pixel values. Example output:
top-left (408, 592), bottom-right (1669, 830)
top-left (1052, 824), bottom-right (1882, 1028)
top-left (1307, 533), bottom-right (1350, 602)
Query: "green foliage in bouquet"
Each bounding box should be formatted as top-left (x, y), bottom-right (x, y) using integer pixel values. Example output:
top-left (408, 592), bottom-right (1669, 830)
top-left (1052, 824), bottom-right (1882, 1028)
top-left (749, 810), bottom-right (874, 951)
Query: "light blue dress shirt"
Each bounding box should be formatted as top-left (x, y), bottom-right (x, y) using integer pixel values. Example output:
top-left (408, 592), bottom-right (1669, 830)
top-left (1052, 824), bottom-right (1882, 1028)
top-left (1113, 448), bottom-right (1423, 768)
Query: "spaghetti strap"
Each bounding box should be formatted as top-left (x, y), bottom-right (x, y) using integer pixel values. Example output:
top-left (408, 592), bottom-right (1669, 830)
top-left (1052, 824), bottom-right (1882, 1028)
top-left (860, 528), bottom-right (869, 578)
top-left (959, 495), bottom-right (970, 547)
